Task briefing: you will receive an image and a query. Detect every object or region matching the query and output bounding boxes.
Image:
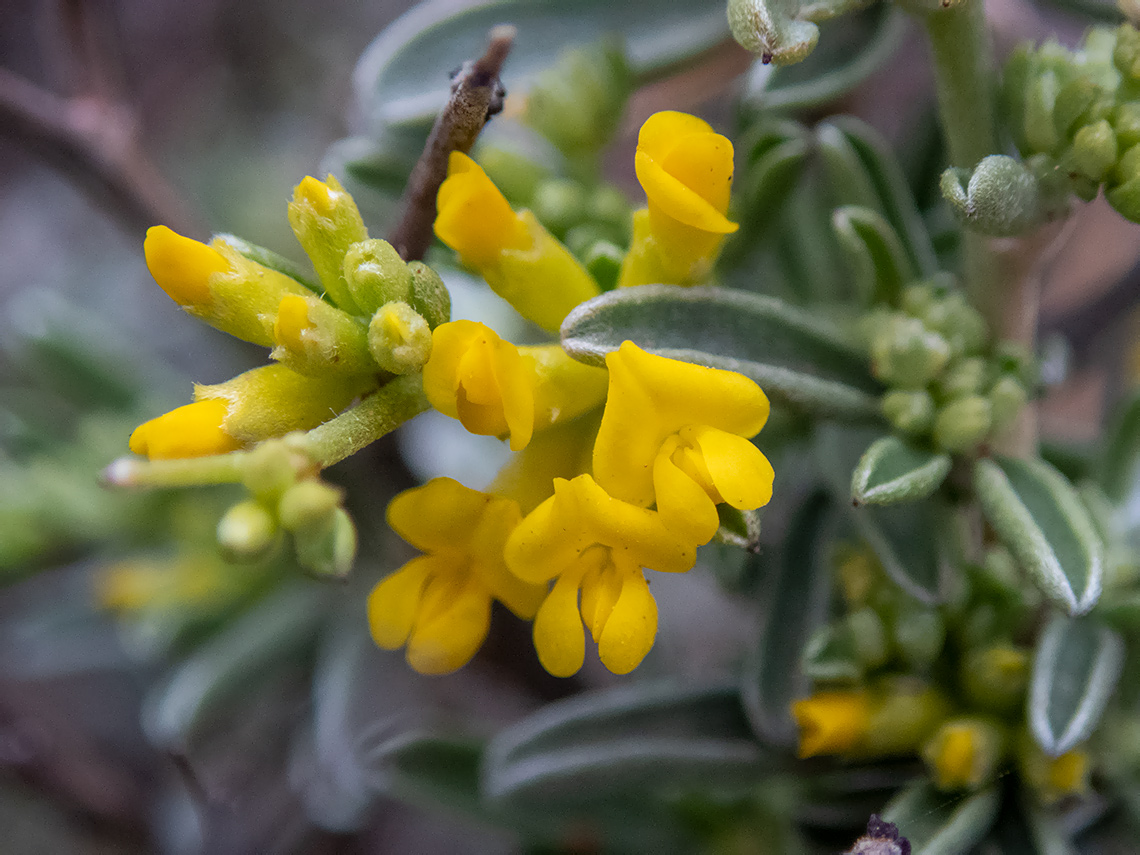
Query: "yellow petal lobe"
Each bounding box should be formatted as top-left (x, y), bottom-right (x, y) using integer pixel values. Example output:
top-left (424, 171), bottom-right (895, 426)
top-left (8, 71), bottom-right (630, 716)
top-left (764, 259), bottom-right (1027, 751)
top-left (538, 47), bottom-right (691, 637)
top-left (128, 399), bottom-right (241, 460)
top-left (144, 225), bottom-right (229, 306)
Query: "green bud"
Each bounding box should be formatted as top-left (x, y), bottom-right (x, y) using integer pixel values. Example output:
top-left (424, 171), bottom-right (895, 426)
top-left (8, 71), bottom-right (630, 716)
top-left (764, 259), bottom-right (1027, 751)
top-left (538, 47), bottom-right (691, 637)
top-left (871, 316), bottom-right (951, 388)
top-left (989, 375), bottom-right (1029, 429)
top-left (368, 301), bottom-right (433, 374)
top-left (586, 185), bottom-right (632, 240)
top-left (531, 179), bottom-right (588, 237)
top-left (476, 145), bottom-right (551, 206)
top-left (294, 507), bottom-right (357, 579)
top-left (271, 293), bottom-right (376, 377)
top-left (1115, 141), bottom-right (1140, 185)
top-left (582, 240), bottom-right (624, 291)
top-left (961, 602), bottom-right (1001, 648)
top-left (1053, 77), bottom-right (1108, 140)
top-left (1112, 101), bottom-right (1140, 149)
top-left (1069, 119), bottom-right (1118, 182)
top-left (802, 624), bottom-right (862, 683)
top-left (1024, 70), bottom-right (1061, 154)
top-left (921, 293), bottom-right (988, 357)
top-left (993, 340), bottom-right (1038, 387)
top-left (933, 395), bottom-right (993, 452)
top-left (960, 644), bottom-right (1030, 713)
top-left (1114, 23), bottom-right (1140, 82)
top-left (1108, 174), bottom-right (1140, 221)
top-left (342, 239), bottom-right (412, 315)
top-left (241, 440), bottom-right (300, 500)
top-left (900, 283), bottom-right (937, 318)
top-left (859, 680), bottom-right (950, 758)
top-left (922, 716), bottom-right (1007, 791)
top-left (217, 499), bottom-right (279, 562)
top-left (882, 389), bottom-right (936, 435)
top-left (847, 607), bottom-right (890, 670)
top-left (278, 479), bottom-right (342, 531)
top-left (406, 262), bottom-right (451, 330)
top-left (937, 357), bottom-right (989, 401)
top-left (892, 607), bottom-right (945, 670)
top-left (941, 155), bottom-right (1043, 237)
top-left (287, 174), bottom-right (369, 314)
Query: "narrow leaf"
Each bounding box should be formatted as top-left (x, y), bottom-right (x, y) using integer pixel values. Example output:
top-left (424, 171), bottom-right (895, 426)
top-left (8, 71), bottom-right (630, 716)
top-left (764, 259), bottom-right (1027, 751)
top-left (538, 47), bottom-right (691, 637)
top-left (851, 436), bottom-right (951, 506)
top-left (1099, 389), bottom-right (1140, 503)
top-left (882, 781), bottom-right (1001, 855)
top-left (560, 285), bottom-right (882, 419)
top-left (741, 491), bottom-right (835, 743)
top-left (1029, 614), bottom-right (1124, 756)
top-left (831, 205), bottom-right (915, 306)
top-left (974, 456), bottom-right (1105, 615)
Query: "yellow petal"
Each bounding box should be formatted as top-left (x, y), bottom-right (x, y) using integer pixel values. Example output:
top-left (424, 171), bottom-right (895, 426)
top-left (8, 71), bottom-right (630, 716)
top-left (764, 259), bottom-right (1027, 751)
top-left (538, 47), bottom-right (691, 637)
top-left (653, 438), bottom-right (721, 545)
top-left (596, 567), bottom-right (658, 675)
top-left (661, 131), bottom-right (734, 216)
top-left (578, 546), bottom-right (623, 644)
top-left (144, 225), bottom-right (229, 306)
top-left (636, 111), bottom-right (715, 164)
top-left (386, 477), bottom-right (496, 553)
top-left (792, 691), bottom-right (871, 758)
top-left (503, 484), bottom-right (584, 584)
top-left (128, 399), bottom-right (242, 460)
top-left (684, 425), bottom-right (775, 511)
top-left (435, 152), bottom-right (528, 268)
top-left (406, 571), bottom-right (492, 674)
top-left (467, 496), bottom-right (548, 620)
top-left (366, 556), bottom-right (435, 649)
top-left (635, 152), bottom-right (738, 234)
top-left (532, 572), bottom-right (586, 678)
top-left (274, 294), bottom-right (314, 352)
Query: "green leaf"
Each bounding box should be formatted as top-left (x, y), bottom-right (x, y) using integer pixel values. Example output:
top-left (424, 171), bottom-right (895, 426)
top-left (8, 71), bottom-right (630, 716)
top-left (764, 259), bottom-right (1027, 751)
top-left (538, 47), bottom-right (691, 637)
top-left (1099, 389), bottom-right (1140, 503)
top-left (353, 0), bottom-right (729, 133)
top-left (727, 0), bottom-right (872, 65)
top-left (1029, 614), bottom-right (1124, 756)
top-left (371, 731), bottom-right (486, 814)
top-left (733, 130), bottom-right (811, 240)
top-left (851, 436), bottom-right (951, 506)
top-left (881, 781), bottom-right (1001, 855)
top-left (741, 491), bottom-right (835, 744)
top-left (831, 205), bottom-right (915, 306)
top-left (743, 4), bottom-right (906, 111)
top-left (817, 425), bottom-right (950, 604)
top-left (816, 117), bottom-right (939, 279)
top-left (974, 456), bottom-right (1105, 615)
top-left (484, 681), bottom-right (771, 805)
top-left (560, 285), bottom-right (882, 419)
top-left (142, 584), bottom-right (327, 750)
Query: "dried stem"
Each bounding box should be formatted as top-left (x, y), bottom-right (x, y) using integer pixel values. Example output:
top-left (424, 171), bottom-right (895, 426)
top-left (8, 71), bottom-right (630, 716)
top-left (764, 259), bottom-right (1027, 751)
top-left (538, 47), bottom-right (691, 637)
top-left (387, 25), bottom-right (515, 261)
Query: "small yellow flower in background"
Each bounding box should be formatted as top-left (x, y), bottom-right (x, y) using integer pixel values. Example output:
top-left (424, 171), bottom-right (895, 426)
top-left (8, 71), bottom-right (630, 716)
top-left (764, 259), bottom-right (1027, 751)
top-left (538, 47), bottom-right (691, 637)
top-left (98, 555), bottom-right (242, 612)
top-left (1018, 732), bottom-right (1092, 804)
top-left (367, 478), bottom-right (546, 675)
top-left (505, 474), bottom-right (696, 677)
top-left (792, 690), bottom-right (872, 758)
top-left (129, 399), bottom-right (242, 460)
top-left (593, 341), bottom-right (773, 544)
top-left (618, 111), bottom-right (739, 288)
top-left (422, 320), bottom-right (607, 451)
top-left (434, 152), bottom-right (599, 332)
top-left (922, 717), bottom-right (1007, 791)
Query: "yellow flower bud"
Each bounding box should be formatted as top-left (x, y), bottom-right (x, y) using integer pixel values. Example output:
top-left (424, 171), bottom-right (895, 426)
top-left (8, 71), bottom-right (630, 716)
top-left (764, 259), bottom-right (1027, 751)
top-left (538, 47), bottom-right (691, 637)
top-left (792, 690), bottom-right (872, 758)
top-left (1018, 731), bottom-right (1092, 804)
top-left (144, 226), bottom-right (229, 306)
top-left (129, 399), bottom-right (242, 460)
top-left (922, 717), bottom-right (1007, 791)
top-left (271, 293), bottom-right (376, 376)
top-left (288, 174), bottom-right (369, 314)
top-left (368, 301), bottom-right (433, 375)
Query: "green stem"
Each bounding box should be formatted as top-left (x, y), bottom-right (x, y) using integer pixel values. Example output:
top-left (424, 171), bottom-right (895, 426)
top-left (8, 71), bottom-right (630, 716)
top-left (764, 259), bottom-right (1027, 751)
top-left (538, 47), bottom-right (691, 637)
top-left (102, 453), bottom-right (247, 489)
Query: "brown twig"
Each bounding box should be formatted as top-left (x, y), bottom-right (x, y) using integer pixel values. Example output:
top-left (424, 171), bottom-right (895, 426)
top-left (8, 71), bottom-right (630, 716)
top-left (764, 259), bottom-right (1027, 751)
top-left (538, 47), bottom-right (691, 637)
top-left (0, 0), bottom-right (202, 236)
top-left (387, 25), bottom-right (515, 261)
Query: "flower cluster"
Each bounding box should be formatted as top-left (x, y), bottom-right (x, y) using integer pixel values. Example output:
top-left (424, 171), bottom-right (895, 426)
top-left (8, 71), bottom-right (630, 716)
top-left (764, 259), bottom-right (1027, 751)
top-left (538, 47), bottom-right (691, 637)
top-left (368, 111), bottom-right (775, 676)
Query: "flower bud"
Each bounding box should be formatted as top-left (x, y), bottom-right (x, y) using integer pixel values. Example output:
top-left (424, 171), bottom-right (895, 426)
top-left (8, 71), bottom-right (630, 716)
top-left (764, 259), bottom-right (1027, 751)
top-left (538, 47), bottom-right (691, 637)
top-left (217, 499), bottom-right (279, 562)
top-left (792, 690), bottom-right (871, 758)
top-left (1113, 101), bottom-right (1140, 149)
top-left (989, 374), bottom-right (1029, 429)
top-left (293, 506), bottom-right (356, 579)
top-left (240, 439), bottom-right (302, 499)
top-left (858, 680), bottom-right (951, 758)
top-left (871, 316), bottom-right (951, 388)
top-left (892, 607), bottom-right (945, 670)
top-left (900, 283), bottom-right (937, 318)
top-left (587, 185), bottom-right (632, 240)
top-left (937, 357), bottom-right (989, 401)
top-left (288, 174), bottom-right (369, 314)
top-left (941, 155), bottom-right (1043, 237)
top-left (1017, 732), bottom-right (1091, 804)
top-left (922, 717), bottom-right (1007, 791)
top-left (368, 301), bottom-right (433, 374)
top-left (405, 261), bottom-right (451, 330)
top-left (1069, 119), bottom-right (1118, 182)
top-left (278, 479), bottom-right (342, 531)
top-left (271, 294), bottom-right (375, 376)
top-left (1114, 23), bottom-right (1140, 82)
top-left (920, 292), bottom-right (988, 357)
top-left (882, 389), bottom-right (936, 435)
top-left (933, 395), bottom-right (993, 452)
top-left (129, 399), bottom-right (242, 460)
top-left (847, 607), bottom-right (889, 670)
top-left (342, 239), bottom-right (413, 316)
top-left (531, 179), bottom-right (588, 237)
top-left (960, 644), bottom-right (1030, 713)
top-left (582, 240), bottom-right (624, 291)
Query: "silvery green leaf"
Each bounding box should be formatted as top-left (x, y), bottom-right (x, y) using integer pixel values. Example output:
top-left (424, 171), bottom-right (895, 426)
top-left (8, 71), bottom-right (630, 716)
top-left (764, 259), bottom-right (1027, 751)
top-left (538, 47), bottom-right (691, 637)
top-left (743, 4), bottom-right (906, 111)
top-left (216, 234), bottom-right (319, 292)
top-left (727, 0), bottom-right (874, 65)
top-left (353, 0), bottom-right (729, 133)
top-left (1029, 614), bottom-right (1124, 756)
top-left (560, 285), bottom-right (882, 419)
top-left (733, 129), bottom-right (811, 241)
top-left (882, 781), bottom-right (1001, 855)
top-left (851, 436), bottom-right (951, 506)
top-left (831, 205), bottom-right (915, 306)
top-left (801, 622), bottom-right (862, 682)
top-left (741, 491), bottom-right (836, 743)
top-left (974, 456), bottom-right (1105, 615)
top-left (483, 681), bottom-right (770, 805)
top-left (1099, 390), bottom-right (1140, 503)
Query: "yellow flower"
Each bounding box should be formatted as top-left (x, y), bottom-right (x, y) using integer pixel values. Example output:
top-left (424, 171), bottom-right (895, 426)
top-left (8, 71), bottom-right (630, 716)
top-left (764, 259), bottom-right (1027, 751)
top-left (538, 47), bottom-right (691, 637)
top-left (367, 478), bottom-right (546, 675)
top-left (792, 690), bottom-right (872, 759)
top-left (434, 152), bottom-right (599, 332)
top-left (129, 399), bottom-right (242, 460)
top-left (422, 320), bottom-right (607, 451)
top-left (144, 226), bottom-right (312, 346)
top-left (922, 717), bottom-right (1007, 791)
top-left (288, 174), bottom-right (369, 314)
top-left (593, 341), bottom-right (773, 544)
top-left (504, 474), bottom-right (696, 677)
top-left (618, 111), bottom-right (739, 288)
top-left (1018, 732), bottom-right (1092, 804)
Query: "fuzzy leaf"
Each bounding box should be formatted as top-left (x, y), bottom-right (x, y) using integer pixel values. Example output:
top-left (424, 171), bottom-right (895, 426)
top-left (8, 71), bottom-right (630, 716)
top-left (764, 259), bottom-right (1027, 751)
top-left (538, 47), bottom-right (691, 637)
top-left (727, 0), bottom-right (873, 65)
top-left (484, 681), bottom-right (770, 805)
top-left (560, 285), bottom-right (882, 419)
top-left (1099, 389), bottom-right (1140, 503)
top-left (1029, 614), bottom-right (1124, 756)
top-left (831, 205), bottom-right (915, 306)
top-left (974, 456), bottom-right (1105, 615)
top-left (882, 781), bottom-right (1001, 855)
top-left (851, 436), bottom-right (951, 506)
top-left (741, 491), bottom-right (835, 743)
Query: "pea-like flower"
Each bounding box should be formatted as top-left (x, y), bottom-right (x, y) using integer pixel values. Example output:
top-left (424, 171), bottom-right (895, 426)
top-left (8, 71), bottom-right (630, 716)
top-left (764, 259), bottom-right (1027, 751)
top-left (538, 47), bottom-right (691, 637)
top-left (618, 111), bottom-right (739, 288)
top-left (422, 320), bottom-right (607, 451)
top-left (504, 474), bottom-right (696, 677)
top-left (434, 152), bottom-right (599, 332)
top-left (129, 399), bottom-right (242, 460)
top-left (367, 478), bottom-right (546, 675)
top-left (792, 690), bottom-right (873, 759)
top-left (592, 341), bottom-right (773, 545)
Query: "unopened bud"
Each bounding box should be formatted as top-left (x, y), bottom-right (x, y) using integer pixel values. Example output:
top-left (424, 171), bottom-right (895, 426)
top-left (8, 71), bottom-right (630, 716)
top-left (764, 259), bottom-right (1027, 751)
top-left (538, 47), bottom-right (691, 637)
top-left (921, 293), bottom-right (988, 357)
top-left (1017, 732), bottom-right (1091, 804)
top-left (882, 389), bottom-right (936, 435)
top-left (288, 174), bottom-right (369, 314)
top-left (531, 179), bottom-right (588, 237)
top-left (1070, 119), bottom-right (1118, 182)
top-left (1113, 101), bottom-right (1140, 149)
top-left (406, 262), bottom-right (451, 330)
top-left (1114, 23), bottom-right (1140, 82)
top-left (368, 301), bottom-right (433, 374)
top-left (933, 395), bottom-right (993, 452)
top-left (343, 239), bottom-right (412, 315)
top-left (847, 607), bottom-right (889, 670)
top-left (941, 155), bottom-right (1042, 237)
top-left (294, 506), bottom-right (357, 579)
top-left (960, 644), bottom-right (1030, 713)
top-left (923, 717), bottom-right (1007, 791)
top-left (871, 316), bottom-right (951, 388)
top-left (217, 500), bottom-right (279, 562)
top-left (937, 357), bottom-right (989, 401)
top-left (241, 440), bottom-right (301, 499)
top-left (582, 240), bottom-right (624, 291)
top-left (989, 375), bottom-right (1029, 429)
top-left (278, 479), bottom-right (342, 531)
top-left (272, 293), bottom-right (375, 376)
top-left (892, 607), bottom-right (945, 670)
